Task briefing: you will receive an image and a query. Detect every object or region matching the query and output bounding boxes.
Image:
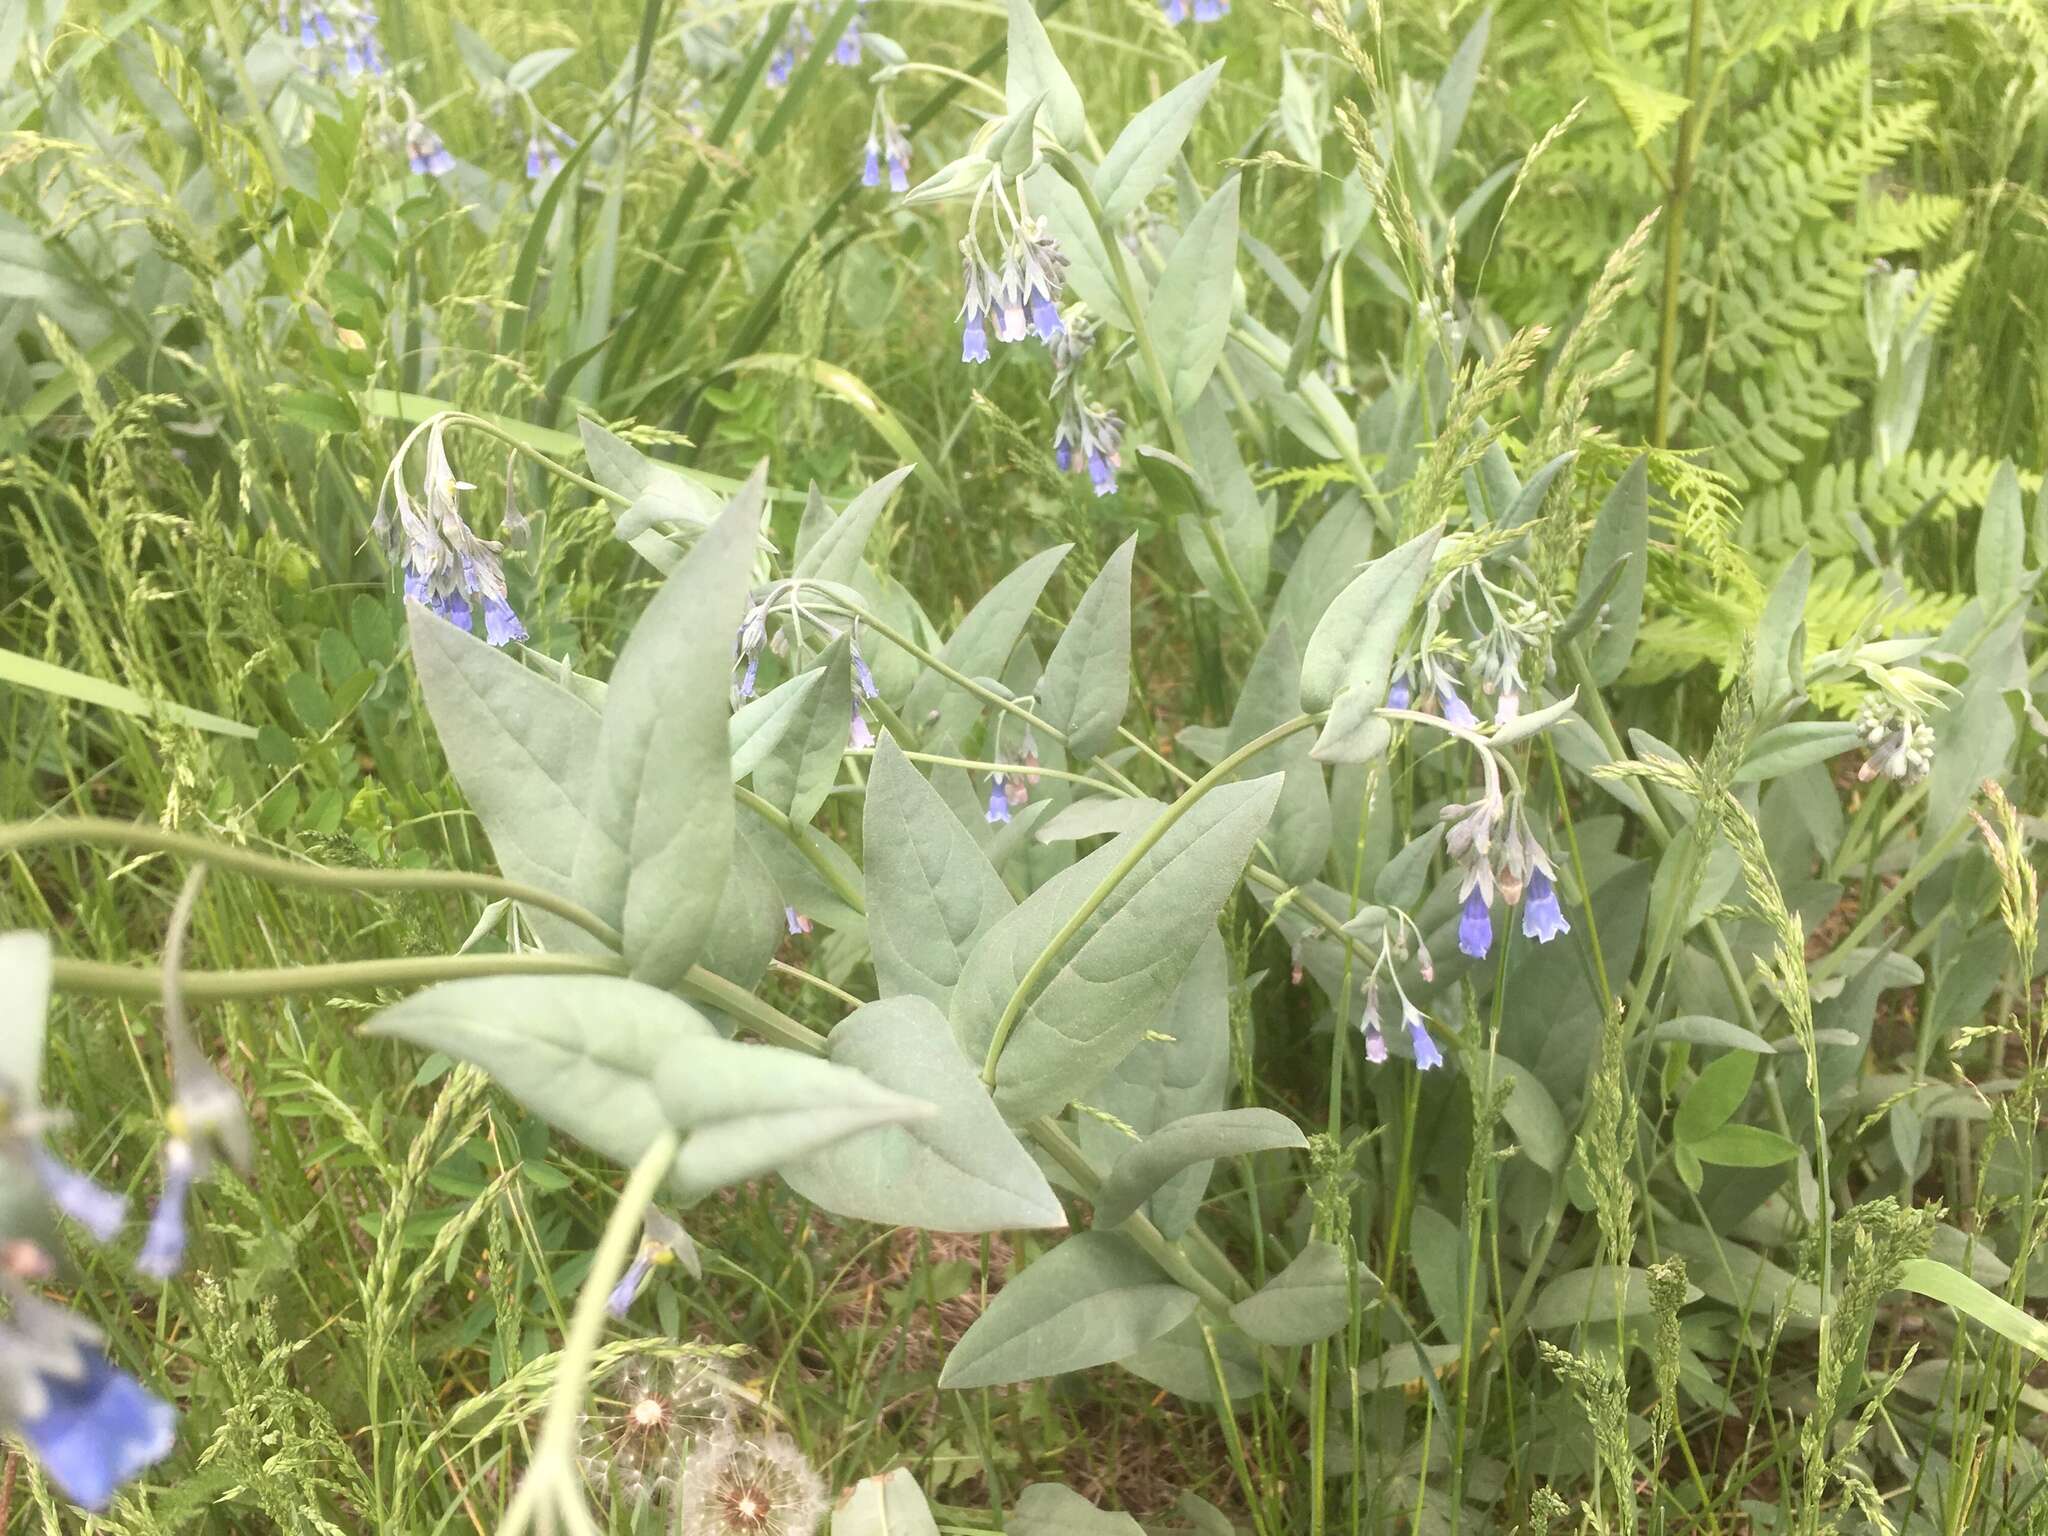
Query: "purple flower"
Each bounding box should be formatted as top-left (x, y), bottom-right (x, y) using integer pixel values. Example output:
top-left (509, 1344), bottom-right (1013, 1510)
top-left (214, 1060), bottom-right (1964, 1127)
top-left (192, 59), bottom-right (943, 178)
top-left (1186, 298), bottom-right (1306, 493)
top-left (1439, 676), bottom-right (1477, 729)
top-left (1160, 0), bottom-right (1189, 18)
top-left (1522, 869), bottom-right (1570, 943)
top-left (32, 1151), bottom-right (127, 1244)
top-left (739, 653), bottom-right (761, 700)
top-left (1457, 886), bottom-right (1493, 960)
top-left (1363, 1020), bottom-right (1388, 1063)
top-left (1055, 435), bottom-right (1074, 474)
top-left (849, 701), bottom-right (875, 751)
top-left (834, 22), bottom-right (862, 65)
top-left (1029, 292), bottom-right (1064, 343)
top-left (962, 309), bottom-right (990, 364)
top-left (18, 1351), bottom-right (177, 1511)
top-left (406, 125), bottom-right (455, 177)
top-left (606, 1251), bottom-right (655, 1319)
top-left (1087, 449), bottom-right (1118, 497)
top-left (885, 131), bottom-right (910, 192)
top-left (851, 645), bottom-right (878, 699)
top-left (766, 47), bottom-right (795, 88)
top-left (986, 777), bottom-right (1012, 824)
top-left (861, 136), bottom-right (881, 188)
top-left (1388, 674), bottom-right (1412, 711)
top-left (1406, 1006), bottom-right (1443, 1071)
top-left (525, 136), bottom-right (545, 179)
top-left (429, 589), bottom-right (472, 632)
top-left (482, 595), bottom-right (526, 648)
top-left (784, 906), bottom-right (812, 936)
top-left (1193, 0), bottom-right (1228, 18)
top-left (136, 1140), bottom-right (196, 1280)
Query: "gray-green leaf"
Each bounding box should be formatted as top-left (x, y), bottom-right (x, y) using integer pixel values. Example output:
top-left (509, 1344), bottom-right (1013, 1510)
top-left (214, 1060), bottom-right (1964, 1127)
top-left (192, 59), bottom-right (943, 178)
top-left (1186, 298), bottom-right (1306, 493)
top-left (939, 1232), bottom-right (1197, 1388)
top-left (952, 776), bottom-right (1282, 1120)
top-left (1096, 62), bottom-right (1223, 224)
top-left (864, 736), bottom-right (1016, 1011)
top-left (576, 475), bottom-right (761, 989)
top-left (751, 635), bottom-right (852, 827)
top-left (1147, 178), bottom-right (1241, 415)
top-left (1038, 537), bottom-right (1134, 758)
top-left (1093, 1109), bottom-right (1305, 1229)
top-left (1004, 0), bottom-right (1087, 149)
top-left (832, 1469), bottom-right (941, 1536)
top-left (781, 996), bottom-right (1066, 1232)
top-left (1573, 456), bottom-right (1649, 685)
top-left (903, 544), bottom-right (1070, 750)
top-left (1230, 1239), bottom-right (1368, 1346)
top-left (794, 465), bottom-right (915, 588)
top-left (1302, 525), bottom-right (1442, 762)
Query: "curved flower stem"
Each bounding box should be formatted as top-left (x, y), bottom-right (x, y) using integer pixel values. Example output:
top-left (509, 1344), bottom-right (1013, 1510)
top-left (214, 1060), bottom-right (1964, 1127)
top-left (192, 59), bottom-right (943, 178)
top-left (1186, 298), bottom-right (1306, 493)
top-left (1039, 147), bottom-right (1265, 641)
top-left (443, 412), bottom-right (632, 509)
top-left (499, 1130), bottom-right (680, 1536)
top-left (733, 785), bottom-right (868, 915)
top-left (0, 817), bottom-right (625, 952)
top-left (845, 746), bottom-right (1120, 795)
top-left (51, 952), bottom-right (625, 1000)
top-left (980, 715), bottom-right (1320, 1088)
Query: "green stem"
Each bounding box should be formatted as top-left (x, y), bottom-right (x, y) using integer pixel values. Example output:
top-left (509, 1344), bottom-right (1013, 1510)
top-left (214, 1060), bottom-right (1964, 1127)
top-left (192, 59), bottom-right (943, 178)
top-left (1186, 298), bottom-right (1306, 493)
top-left (449, 413), bottom-right (631, 508)
top-left (980, 715), bottom-right (1319, 1086)
top-left (1650, 0), bottom-right (1711, 451)
top-left (0, 817), bottom-right (625, 951)
top-left (734, 785), bottom-right (868, 915)
top-left (1042, 148), bottom-right (1265, 640)
top-left (50, 952), bottom-right (624, 1000)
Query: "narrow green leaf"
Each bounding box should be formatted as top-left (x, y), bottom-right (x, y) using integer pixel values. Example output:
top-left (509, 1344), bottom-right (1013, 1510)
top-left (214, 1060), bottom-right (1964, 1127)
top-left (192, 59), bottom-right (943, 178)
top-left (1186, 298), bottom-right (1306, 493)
top-left (1526, 1265), bottom-right (1698, 1330)
top-left (1688, 1123), bottom-right (1799, 1168)
top-left (0, 646), bottom-right (256, 740)
top-left (1734, 721), bottom-right (1862, 783)
top-left (939, 1232), bottom-right (1197, 1388)
top-left (903, 544), bottom-right (1070, 750)
top-left (1303, 524), bottom-right (1442, 762)
top-left (752, 635), bottom-right (853, 827)
top-left (1898, 1257), bottom-right (2048, 1360)
top-left (1004, 0), bottom-right (1088, 149)
top-left (1977, 459), bottom-right (2026, 604)
top-left (793, 464), bottom-right (915, 586)
top-left (1572, 456), bottom-right (1649, 685)
top-left (1751, 548), bottom-right (1812, 711)
top-left (1674, 1051), bottom-right (1758, 1144)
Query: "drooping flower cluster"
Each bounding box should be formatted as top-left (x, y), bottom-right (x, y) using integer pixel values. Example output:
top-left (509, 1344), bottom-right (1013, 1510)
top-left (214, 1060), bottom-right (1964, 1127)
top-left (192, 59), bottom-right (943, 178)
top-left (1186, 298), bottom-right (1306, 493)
top-left (524, 122), bottom-right (572, 180)
top-left (1354, 907), bottom-right (1444, 1069)
top-left (279, 1), bottom-right (385, 79)
top-left (861, 104), bottom-right (913, 193)
top-left (1855, 699), bottom-right (1936, 786)
top-left (404, 117), bottom-right (456, 176)
top-left (1048, 309), bottom-right (1124, 497)
top-left (579, 1356), bottom-right (737, 1513)
top-left (374, 419), bottom-right (528, 646)
top-left (1440, 764), bottom-right (1571, 961)
top-left (1160, 0), bottom-right (1230, 20)
top-left (957, 165), bottom-right (1070, 361)
top-left (762, 0), bottom-right (871, 88)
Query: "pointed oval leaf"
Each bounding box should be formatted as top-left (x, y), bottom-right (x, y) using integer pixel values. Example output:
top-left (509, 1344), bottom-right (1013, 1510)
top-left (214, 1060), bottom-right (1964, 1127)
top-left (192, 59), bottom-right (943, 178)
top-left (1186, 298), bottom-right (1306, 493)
top-left (752, 635), bottom-right (853, 827)
top-left (655, 1039), bottom-right (932, 1199)
top-left (576, 475), bottom-right (762, 988)
top-left (1300, 524), bottom-right (1442, 712)
top-left (832, 1469), bottom-right (941, 1536)
top-left (1038, 537), bottom-right (1134, 759)
top-left (1009, 1484), bottom-right (1146, 1536)
top-left (939, 1231), bottom-right (1197, 1388)
top-left (794, 465), bottom-right (916, 587)
top-left (1572, 456), bottom-right (1649, 685)
top-left (952, 775), bottom-right (1282, 1121)
top-left (1230, 1239), bottom-right (1373, 1346)
top-left (782, 996), bottom-right (1065, 1232)
top-left (903, 544), bottom-right (1071, 750)
top-left (1096, 61), bottom-right (1224, 224)
top-left (1004, 0), bottom-right (1087, 149)
top-left (864, 736), bottom-right (1016, 1011)
top-left (1093, 1108), bottom-right (1305, 1229)
top-left (1147, 177), bottom-right (1241, 415)
top-left (364, 975), bottom-right (718, 1184)
top-left (409, 609), bottom-right (607, 952)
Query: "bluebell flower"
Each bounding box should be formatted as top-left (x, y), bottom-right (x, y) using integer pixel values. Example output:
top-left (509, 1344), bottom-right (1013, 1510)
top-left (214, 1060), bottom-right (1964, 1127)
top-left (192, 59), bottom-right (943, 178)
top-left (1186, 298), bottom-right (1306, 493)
top-left (1359, 984), bottom-right (1387, 1064)
top-left (961, 308), bottom-right (990, 364)
top-left (32, 1151), bottom-right (127, 1244)
top-left (833, 21), bottom-right (862, 65)
top-left (524, 135), bottom-right (563, 180)
top-left (406, 124), bottom-right (455, 177)
top-left (1193, 0), bottom-right (1229, 18)
top-left (1438, 675), bottom-right (1477, 729)
top-left (861, 136), bottom-right (881, 188)
top-left (482, 594), bottom-right (526, 647)
top-left (884, 127), bottom-right (911, 192)
top-left (1087, 449), bottom-right (1118, 498)
top-left (1405, 1004), bottom-right (1443, 1071)
top-left (851, 643), bottom-right (878, 699)
top-left (784, 906), bottom-right (812, 936)
top-left (607, 1251), bottom-right (655, 1319)
top-left (1387, 674), bottom-right (1412, 711)
top-left (1457, 886), bottom-right (1493, 960)
top-left (136, 1139), bottom-right (196, 1280)
top-left (18, 1349), bottom-right (177, 1511)
top-left (849, 701), bottom-right (875, 751)
top-left (739, 653), bottom-right (761, 700)
top-left (1160, 0), bottom-right (1189, 19)
top-left (1522, 869), bottom-right (1570, 943)
top-left (986, 776), bottom-right (1012, 825)
top-left (429, 589), bottom-right (472, 632)
top-left (766, 47), bottom-right (796, 88)
top-left (1053, 423), bottom-right (1074, 473)
top-left (1029, 292), bottom-right (1064, 343)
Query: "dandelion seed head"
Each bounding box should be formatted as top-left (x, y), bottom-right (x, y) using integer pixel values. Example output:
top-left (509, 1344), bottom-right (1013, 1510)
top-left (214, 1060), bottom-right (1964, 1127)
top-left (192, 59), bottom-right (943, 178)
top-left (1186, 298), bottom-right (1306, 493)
top-left (681, 1432), bottom-right (825, 1536)
top-left (578, 1356), bottom-right (735, 1510)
